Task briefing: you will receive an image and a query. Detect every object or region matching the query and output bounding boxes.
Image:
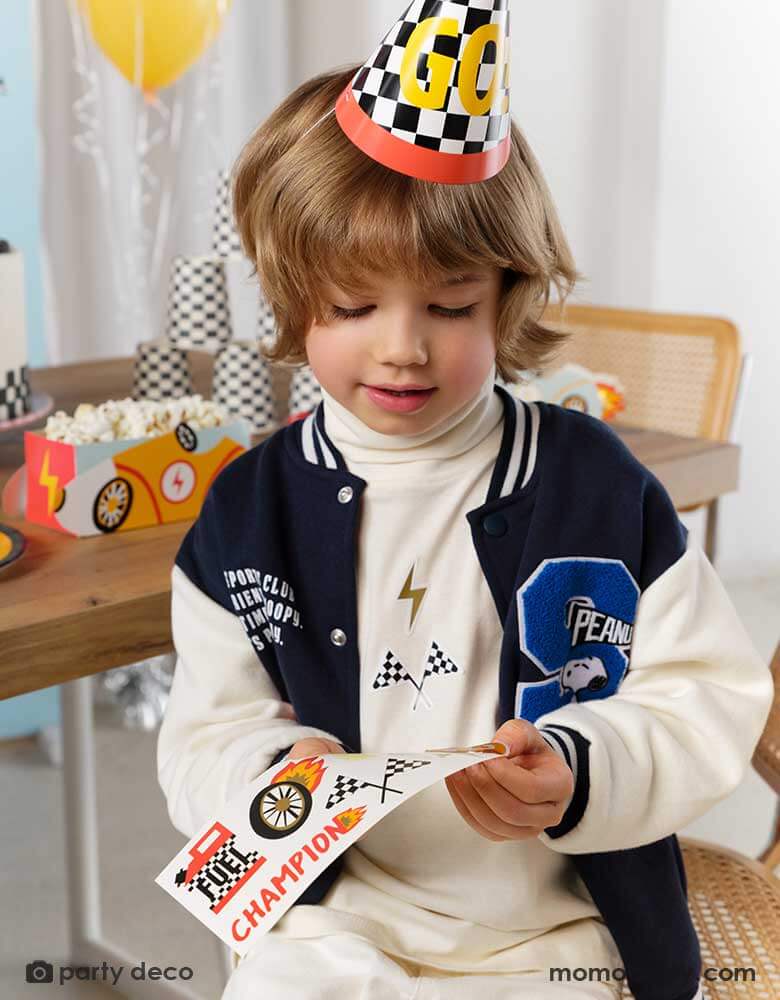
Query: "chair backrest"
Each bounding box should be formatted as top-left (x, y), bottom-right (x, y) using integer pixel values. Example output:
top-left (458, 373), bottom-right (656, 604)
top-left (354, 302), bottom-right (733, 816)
top-left (541, 303), bottom-right (742, 441)
top-left (752, 642), bottom-right (780, 797)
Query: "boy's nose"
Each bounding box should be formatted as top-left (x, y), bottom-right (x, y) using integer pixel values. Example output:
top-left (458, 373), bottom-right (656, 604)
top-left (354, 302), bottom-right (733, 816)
top-left (373, 316), bottom-right (429, 367)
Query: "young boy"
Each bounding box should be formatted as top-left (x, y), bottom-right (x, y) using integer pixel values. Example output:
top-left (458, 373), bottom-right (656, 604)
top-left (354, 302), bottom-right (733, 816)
top-left (157, 6), bottom-right (773, 999)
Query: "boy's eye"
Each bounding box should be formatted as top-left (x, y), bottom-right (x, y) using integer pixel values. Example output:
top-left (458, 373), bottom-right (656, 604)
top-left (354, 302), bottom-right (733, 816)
top-left (329, 304), bottom-right (476, 321)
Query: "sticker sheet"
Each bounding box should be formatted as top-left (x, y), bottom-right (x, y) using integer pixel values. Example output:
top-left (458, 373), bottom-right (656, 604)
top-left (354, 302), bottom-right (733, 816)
top-left (155, 743), bottom-right (507, 956)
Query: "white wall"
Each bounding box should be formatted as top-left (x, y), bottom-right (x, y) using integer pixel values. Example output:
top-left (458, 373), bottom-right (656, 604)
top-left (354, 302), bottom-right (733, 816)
top-left (652, 3), bottom-right (780, 580)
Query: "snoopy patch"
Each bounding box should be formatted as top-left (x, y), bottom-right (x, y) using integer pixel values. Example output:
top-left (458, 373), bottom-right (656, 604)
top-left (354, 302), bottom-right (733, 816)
top-left (514, 558), bottom-right (639, 724)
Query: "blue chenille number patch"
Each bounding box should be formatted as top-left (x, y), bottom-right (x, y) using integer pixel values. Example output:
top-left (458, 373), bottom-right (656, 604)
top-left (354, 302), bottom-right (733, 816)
top-left (515, 558), bottom-right (640, 724)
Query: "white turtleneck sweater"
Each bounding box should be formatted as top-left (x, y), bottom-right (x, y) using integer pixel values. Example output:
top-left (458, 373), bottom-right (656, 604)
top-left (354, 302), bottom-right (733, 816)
top-left (265, 365), bottom-right (622, 975)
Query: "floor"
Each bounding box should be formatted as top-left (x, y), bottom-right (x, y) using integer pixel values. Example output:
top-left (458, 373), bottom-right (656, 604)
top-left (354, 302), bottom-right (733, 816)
top-left (1, 571), bottom-right (778, 1000)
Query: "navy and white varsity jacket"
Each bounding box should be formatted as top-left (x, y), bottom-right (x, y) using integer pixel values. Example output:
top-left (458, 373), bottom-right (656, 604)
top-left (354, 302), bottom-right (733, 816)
top-left (159, 385), bottom-right (772, 1000)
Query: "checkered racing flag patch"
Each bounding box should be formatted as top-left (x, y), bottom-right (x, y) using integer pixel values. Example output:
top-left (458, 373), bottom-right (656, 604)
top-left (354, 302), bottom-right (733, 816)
top-left (373, 650), bottom-right (415, 690)
top-left (422, 640), bottom-right (459, 681)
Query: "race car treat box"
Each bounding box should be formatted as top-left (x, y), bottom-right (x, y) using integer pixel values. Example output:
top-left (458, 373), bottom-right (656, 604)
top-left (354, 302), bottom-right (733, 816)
top-left (2, 418), bottom-right (250, 538)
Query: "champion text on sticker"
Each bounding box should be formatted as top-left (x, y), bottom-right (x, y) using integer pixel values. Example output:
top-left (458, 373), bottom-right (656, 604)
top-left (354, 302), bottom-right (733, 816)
top-left (155, 744), bottom-right (507, 956)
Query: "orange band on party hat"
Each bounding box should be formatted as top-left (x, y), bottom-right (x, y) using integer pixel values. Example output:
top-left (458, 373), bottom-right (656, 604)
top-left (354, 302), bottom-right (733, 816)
top-left (336, 0), bottom-right (512, 185)
top-left (336, 87), bottom-right (510, 184)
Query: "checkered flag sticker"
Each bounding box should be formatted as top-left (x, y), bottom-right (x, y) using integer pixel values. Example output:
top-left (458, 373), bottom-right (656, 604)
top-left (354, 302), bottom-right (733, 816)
top-left (326, 758), bottom-right (431, 809)
top-left (335, 0), bottom-right (512, 184)
top-left (212, 169), bottom-right (243, 259)
top-left (326, 774), bottom-right (363, 809)
top-left (385, 756), bottom-right (431, 777)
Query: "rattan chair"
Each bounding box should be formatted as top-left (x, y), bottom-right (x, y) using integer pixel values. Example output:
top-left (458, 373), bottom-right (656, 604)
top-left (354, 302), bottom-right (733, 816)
top-left (616, 641), bottom-right (780, 999)
top-left (541, 303), bottom-right (746, 566)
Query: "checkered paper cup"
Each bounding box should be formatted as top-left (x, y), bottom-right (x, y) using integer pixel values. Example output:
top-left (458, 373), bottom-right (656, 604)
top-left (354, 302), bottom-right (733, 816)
top-left (288, 366), bottom-right (323, 421)
top-left (165, 255), bottom-right (232, 354)
top-left (212, 340), bottom-right (278, 434)
top-left (133, 338), bottom-right (193, 401)
top-left (1, 365), bottom-right (31, 422)
top-left (258, 293), bottom-right (278, 347)
top-left (212, 169), bottom-right (243, 259)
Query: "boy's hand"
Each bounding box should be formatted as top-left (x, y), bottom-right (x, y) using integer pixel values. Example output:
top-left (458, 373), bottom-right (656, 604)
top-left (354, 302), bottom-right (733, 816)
top-left (444, 719), bottom-right (574, 842)
top-left (287, 737), bottom-right (345, 759)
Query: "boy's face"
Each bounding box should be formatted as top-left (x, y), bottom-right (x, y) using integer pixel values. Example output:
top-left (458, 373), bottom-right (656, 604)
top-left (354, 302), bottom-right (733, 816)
top-left (304, 266), bottom-right (502, 436)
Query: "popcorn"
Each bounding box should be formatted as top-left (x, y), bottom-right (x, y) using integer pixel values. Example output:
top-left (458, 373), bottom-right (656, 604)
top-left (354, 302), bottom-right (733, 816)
top-left (43, 395), bottom-right (230, 445)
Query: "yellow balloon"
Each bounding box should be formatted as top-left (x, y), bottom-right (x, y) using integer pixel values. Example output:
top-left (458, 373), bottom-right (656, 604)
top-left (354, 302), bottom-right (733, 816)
top-left (78, 0), bottom-right (233, 92)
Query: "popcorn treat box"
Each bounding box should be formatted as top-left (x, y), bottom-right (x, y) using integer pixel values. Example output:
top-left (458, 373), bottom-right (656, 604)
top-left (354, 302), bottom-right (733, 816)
top-left (11, 418), bottom-right (250, 537)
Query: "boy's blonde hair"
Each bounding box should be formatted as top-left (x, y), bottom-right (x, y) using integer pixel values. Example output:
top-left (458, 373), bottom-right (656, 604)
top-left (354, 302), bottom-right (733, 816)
top-left (233, 66), bottom-right (580, 382)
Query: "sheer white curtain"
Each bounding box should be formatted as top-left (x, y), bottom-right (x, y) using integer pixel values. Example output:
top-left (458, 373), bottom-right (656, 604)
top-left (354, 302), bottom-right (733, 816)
top-left (38, 0), bottom-right (294, 364)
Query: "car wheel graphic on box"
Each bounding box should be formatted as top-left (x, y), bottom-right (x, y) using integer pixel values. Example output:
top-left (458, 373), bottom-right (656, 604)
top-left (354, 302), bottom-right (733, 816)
top-left (175, 422), bottom-right (198, 452)
top-left (93, 477), bottom-right (134, 533)
top-left (248, 780), bottom-right (313, 839)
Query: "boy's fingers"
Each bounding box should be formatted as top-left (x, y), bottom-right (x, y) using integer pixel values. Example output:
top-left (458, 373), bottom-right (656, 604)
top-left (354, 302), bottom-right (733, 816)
top-left (483, 754), bottom-right (573, 805)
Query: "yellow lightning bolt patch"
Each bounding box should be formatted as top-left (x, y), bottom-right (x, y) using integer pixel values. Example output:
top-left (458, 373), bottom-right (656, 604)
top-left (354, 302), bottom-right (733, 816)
top-left (398, 564), bottom-right (427, 630)
top-left (39, 450), bottom-right (61, 516)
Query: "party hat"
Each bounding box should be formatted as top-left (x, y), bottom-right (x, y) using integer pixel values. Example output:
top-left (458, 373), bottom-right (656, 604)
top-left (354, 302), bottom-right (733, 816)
top-left (336, 0), bottom-right (512, 184)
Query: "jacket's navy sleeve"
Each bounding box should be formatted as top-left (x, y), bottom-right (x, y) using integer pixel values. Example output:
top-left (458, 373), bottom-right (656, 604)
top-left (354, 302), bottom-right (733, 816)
top-left (534, 473), bottom-right (773, 854)
top-left (157, 483), bottom-right (347, 840)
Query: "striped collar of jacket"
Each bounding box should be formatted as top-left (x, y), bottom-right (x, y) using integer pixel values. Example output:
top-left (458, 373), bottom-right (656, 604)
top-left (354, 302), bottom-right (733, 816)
top-left (295, 384), bottom-right (540, 504)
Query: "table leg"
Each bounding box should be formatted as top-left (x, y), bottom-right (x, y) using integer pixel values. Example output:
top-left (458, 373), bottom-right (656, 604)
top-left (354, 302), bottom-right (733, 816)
top-left (61, 676), bottom-right (200, 999)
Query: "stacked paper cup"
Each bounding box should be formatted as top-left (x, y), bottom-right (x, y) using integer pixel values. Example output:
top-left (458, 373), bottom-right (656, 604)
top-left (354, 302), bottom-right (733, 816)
top-left (212, 340), bottom-right (278, 434)
top-left (133, 338), bottom-right (193, 401)
top-left (212, 168), bottom-right (243, 260)
top-left (288, 366), bottom-right (322, 422)
top-left (165, 255), bottom-right (232, 354)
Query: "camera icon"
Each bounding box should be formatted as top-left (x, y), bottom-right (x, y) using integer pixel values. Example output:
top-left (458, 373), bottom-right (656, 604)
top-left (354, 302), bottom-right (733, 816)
top-left (26, 960), bottom-right (54, 984)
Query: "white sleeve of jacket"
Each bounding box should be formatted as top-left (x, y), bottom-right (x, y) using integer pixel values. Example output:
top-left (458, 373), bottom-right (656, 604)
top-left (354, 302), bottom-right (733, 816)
top-left (157, 564), bottom-right (346, 840)
top-left (533, 536), bottom-right (774, 854)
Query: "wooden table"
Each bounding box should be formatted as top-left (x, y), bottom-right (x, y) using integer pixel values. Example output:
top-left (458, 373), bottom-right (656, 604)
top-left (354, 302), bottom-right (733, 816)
top-left (0, 355), bottom-right (741, 1000)
top-left (0, 355), bottom-right (741, 702)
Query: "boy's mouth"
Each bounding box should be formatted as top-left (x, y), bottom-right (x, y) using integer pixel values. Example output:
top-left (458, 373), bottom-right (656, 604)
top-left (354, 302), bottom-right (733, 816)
top-left (363, 384), bottom-right (437, 414)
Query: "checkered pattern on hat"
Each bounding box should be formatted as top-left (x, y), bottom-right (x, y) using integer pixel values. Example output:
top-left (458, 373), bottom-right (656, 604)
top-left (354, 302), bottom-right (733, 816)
top-left (212, 169), bottom-right (243, 259)
top-left (351, 0), bottom-right (510, 156)
top-left (385, 756), bottom-right (431, 777)
top-left (326, 774), bottom-right (363, 809)
top-left (166, 256), bottom-right (232, 354)
top-left (175, 834), bottom-right (261, 913)
top-left (212, 340), bottom-right (278, 433)
top-left (0, 365), bottom-right (31, 422)
top-left (133, 339), bottom-right (193, 401)
top-left (288, 366), bottom-right (322, 419)
top-left (421, 640), bottom-right (459, 681)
